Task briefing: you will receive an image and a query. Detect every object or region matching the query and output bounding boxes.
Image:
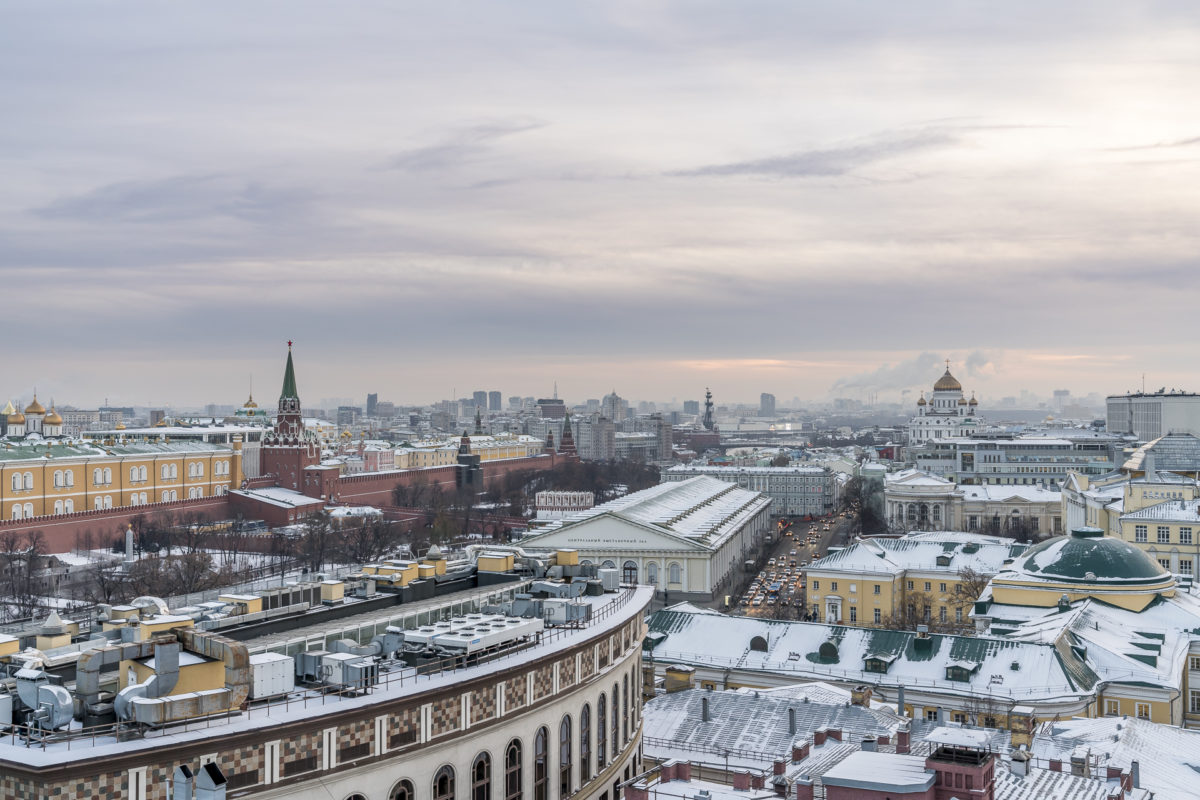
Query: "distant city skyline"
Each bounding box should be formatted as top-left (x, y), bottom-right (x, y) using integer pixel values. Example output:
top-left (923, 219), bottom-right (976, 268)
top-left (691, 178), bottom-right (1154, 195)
top-left (4, 3), bottom-right (1199, 407)
top-left (0, 347), bottom-right (1129, 413)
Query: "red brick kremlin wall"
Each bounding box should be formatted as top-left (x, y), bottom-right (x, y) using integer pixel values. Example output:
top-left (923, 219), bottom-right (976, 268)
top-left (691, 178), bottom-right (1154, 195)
top-left (5, 453), bottom-right (567, 553)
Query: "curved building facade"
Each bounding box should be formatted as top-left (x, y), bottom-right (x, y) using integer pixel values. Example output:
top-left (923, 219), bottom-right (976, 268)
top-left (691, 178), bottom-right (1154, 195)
top-left (0, 586), bottom-right (653, 800)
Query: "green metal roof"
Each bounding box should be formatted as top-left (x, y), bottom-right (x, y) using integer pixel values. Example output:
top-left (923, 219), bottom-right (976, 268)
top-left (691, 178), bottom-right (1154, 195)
top-left (280, 347), bottom-right (299, 401)
top-left (1013, 528), bottom-right (1167, 584)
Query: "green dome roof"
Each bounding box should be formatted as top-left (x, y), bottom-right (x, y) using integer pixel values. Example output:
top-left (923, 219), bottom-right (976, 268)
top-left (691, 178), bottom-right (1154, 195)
top-left (1011, 527), bottom-right (1168, 584)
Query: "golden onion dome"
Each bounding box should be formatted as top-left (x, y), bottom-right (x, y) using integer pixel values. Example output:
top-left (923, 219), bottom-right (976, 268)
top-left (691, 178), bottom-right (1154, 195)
top-left (8, 411), bottom-right (25, 425)
top-left (916, 393), bottom-right (927, 406)
top-left (958, 396), bottom-right (968, 405)
top-left (244, 393), bottom-right (258, 409)
top-left (115, 422), bottom-right (127, 430)
top-left (933, 369), bottom-right (962, 392)
top-left (969, 394), bottom-right (978, 406)
top-left (44, 407), bottom-right (63, 425)
top-left (154, 418), bottom-right (169, 427)
top-left (24, 396), bottom-right (46, 415)
top-left (1, 400), bottom-right (13, 416)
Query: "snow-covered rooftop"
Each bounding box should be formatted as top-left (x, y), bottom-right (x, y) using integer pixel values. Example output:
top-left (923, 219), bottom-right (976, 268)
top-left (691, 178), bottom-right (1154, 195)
top-left (809, 532), bottom-right (1026, 576)
top-left (1033, 715), bottom-right (1200, 800)
top-left (527, 477), bottom-right (771, 550)
top-left (646, 604), bottom-right (1088, 702)
top-left (230, 487), bottom-right (326, 509)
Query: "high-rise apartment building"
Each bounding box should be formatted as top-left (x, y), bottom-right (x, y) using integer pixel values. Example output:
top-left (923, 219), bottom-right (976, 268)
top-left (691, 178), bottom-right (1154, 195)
top-left (366, 392), bottom-right (378, 416)
top-left (488, 390), bottom-right (501, 411)
top-left (472, 390), bottom-right (488, 408)
top-left (760, 392), bottom-right (776, 416)
top-left (682, 400), bottom-right (700, 415)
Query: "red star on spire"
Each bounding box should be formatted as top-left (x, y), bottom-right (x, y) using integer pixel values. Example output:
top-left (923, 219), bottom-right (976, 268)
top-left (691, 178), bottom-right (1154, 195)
top-left (287, 340), bottom-right (293, 348)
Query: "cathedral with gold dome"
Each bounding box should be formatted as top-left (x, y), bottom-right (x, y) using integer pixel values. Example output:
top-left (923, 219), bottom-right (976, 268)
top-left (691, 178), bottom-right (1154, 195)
top-left (3, 396), bottom-right (64, 439)
top-left (905, 361), bottom-right (980, 445)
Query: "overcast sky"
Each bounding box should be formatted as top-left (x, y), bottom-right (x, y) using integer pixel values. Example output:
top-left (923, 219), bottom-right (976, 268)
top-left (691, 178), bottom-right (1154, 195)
top-left (4, 2), bottom-right (1200, 409)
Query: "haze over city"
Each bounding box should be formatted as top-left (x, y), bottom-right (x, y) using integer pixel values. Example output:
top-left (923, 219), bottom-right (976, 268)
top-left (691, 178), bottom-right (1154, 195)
top-left (4, 1), bottom-right (1200, 406)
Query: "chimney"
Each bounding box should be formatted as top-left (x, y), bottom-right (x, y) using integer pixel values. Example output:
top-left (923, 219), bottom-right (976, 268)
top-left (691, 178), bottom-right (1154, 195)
top-left (676, 763), bottom-right (691, 781)
top-left (794, 777), bottom-right (814, 800)
top-left (877, 735), bottom-right (889, 746)
top-left (788, 707), bottom-right (796, 735)
top-left (937, 707), bottom-right (946, 725)
top-left (626, 782), bottom-right (650, 800)
top-left (195, 763), bottom-right (226, 800)
top-left (702, 696), bottom-right (710, 722)
top-left (751, 774), bottom-right (766, 790)
top-left (813, 729), bottom-right (826, 747)
top-left (1009, 751), bottom-right (1029, 778)
top-left (660, 762), bottom-right (675, 782)
top-left (792, 740), bottom-right (811, 763)
top-left (1049, 759), bottom-right (1062, 773)
top-left (1131, 760), bottom-right (1140, 789)
top-left (733, 772), bottom-right (751, 791)
top-left (826, 728), bottom-right (842, 743)
top-left (897, 685), bottom-right (906, 716)
top-left (897, 727), bottom-right (910, 754)
top-left (773, 759), bottom-right (787, 776)
top-left (173, 765), bottom-right (194, 800)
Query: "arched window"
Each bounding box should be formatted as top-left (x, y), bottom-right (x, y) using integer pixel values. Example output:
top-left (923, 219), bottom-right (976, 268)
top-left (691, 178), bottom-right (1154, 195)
top-left (54, 500), bottom-right (63, 515)
top-left (533, 727), bottom-right (549, 800)
top-left (130, 466), bottom-right (138, 482)
top-left (559, 716), bottom-right (572, 798)
top-left (434, 765), bottom-right (456, 800)
top-left (103, 468), bottom-right (112, 484)
top-left (749, 635), bottom-right (769, 652)
top-left (161, 464), bottom-right (169, 480)
top-left (623, 674), bottom-right (630, 743)
top-left (601, 560), bottom-right (616, 570)
top-left (103, 495), bottom-right (112, 509)
top-left (472, 752), bottom-right (492, 800)
top-left (23, 503), bottom-right (33, 518)
top-left (161, 490), bottom-right (170, 502)
top-left (622, 560), bottom-right (638, 584)
top-left (66, 470), bottom-right (74, 487)
top-left (65, 499), bottom-right (74, 513)
top-left (345, 795), bottom-right (368, 800)
top-left (597, 694), bottom-right (607, 768)
top-left (53, 470), bottom-right (63, 488)
top-left (504, 739), bottom-right (522, 800)
top-left (580, 704), bottom-right (592, 783)
top-left (390, 779), bottom-right (415, 800)
top-left (95, 497), bottom-right (104, 510)
top-left (170, 464), bottom-right (178, 479)
top-left (171, 490), bottom-right (177, 501)
top-left (24, 472), bottom-right (33, 490)
top-left (612, 687), bottom-right (619, 759)
top-left (668, 562), bottom-right (682, 585)
top-left (10, 474), bottom-right (19, 492)
top-left (94, 468), bottom-right (102, 485)
top-left (11, 504), bottom-right (21, 520)
top-left (646, 562), bottom-right (658, 586)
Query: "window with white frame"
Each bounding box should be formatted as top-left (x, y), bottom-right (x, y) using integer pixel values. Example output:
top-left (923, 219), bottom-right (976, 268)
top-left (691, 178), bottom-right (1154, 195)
top-left (1135, 525), bottom-right (1148, 542)
top-left (23, 503), bottom-right (32, 517)
top-left (23, 472), bottom-right (32, 490)
top-left (1158, 526), bottom-right (1171, 544)
top-left (668, 562), bottom-right (682, 585)
top-left (1136, 703), bottom-right (1150, 720)
top-left (1182, 527), bottom-right (1193, 545)
top-left (1181, 559), bottom-right (1193, 575)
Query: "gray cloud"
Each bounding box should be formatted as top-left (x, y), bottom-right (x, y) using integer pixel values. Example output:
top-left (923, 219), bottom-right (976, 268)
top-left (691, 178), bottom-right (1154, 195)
top-left (831, 352), bottom-right (946, 393)
top-left (1108, 135), bottom-right (1200, 152)
top-left (671, 129), bottom-right (957, 178)
top-left (33, 174), bottom-right (317, 225)
top-left (964, 350), bottom-right (996, 377)
top-left (388, 119), bottom-right (546, 172)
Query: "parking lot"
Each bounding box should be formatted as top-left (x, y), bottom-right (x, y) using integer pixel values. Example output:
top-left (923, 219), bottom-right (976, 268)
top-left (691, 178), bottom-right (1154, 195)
top-left (729, 511), bottom-right (853, 620)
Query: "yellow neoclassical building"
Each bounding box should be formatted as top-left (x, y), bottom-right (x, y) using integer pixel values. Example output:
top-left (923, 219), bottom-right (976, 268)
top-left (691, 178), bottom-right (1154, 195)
top-left (804, 531), bottom-right (1027, 629)
top-left (974, 527), bottom-right (1200, 727)
top-left (0, 439), bottom-right (243, 519)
